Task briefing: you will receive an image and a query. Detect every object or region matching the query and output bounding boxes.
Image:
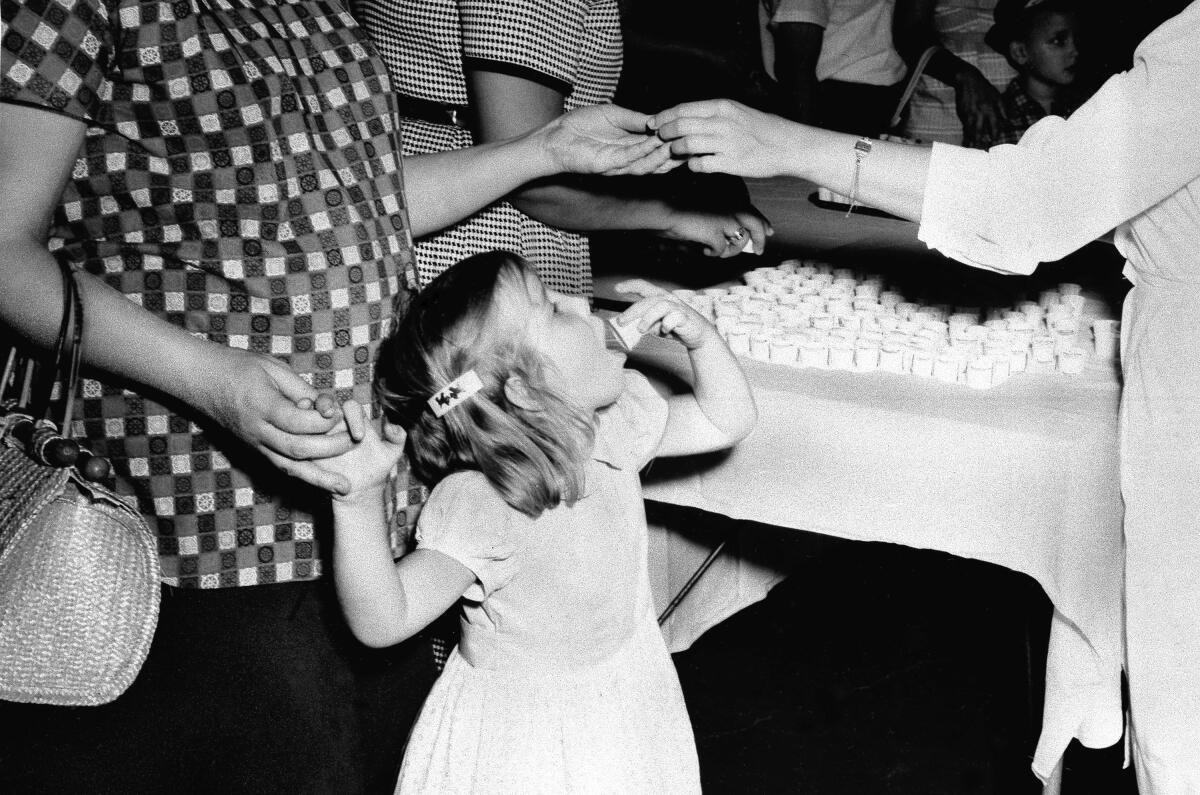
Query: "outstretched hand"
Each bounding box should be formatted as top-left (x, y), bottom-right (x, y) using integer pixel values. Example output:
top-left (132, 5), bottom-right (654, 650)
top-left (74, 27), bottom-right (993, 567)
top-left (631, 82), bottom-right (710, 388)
top-left (545, 104), bottom-right (680, 176)
top-left (650, 99), bottom-right (795, 179)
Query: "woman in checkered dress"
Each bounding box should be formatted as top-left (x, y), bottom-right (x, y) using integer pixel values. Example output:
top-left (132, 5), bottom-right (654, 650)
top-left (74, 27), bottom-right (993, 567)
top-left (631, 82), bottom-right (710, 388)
top-left (0, 0), bottom-right (670, 788)
top-left (354, 0), bottom-right (772, 296)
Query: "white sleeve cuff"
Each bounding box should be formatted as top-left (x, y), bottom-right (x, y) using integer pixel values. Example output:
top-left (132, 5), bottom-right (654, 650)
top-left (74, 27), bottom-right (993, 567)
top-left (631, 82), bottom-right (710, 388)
top-left (918, 143), bottom-right (1039, 276)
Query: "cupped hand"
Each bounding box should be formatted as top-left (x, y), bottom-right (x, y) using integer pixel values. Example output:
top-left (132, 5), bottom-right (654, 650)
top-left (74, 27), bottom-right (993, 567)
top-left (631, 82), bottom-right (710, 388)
top-left (614, 279), bottom-right (716, 350)
top-left (325, 400), bottom-right (407, 503)
top-left (956, 69), bottom-right (1005, 143)
top-left (662, 205), bottom-right (773, 257)
top-left (545, 104), bottom-right (681, 176)
top-left (197, 348), bottom-right (355, 493)
top-left (650, 99), bottom-right (794, 178)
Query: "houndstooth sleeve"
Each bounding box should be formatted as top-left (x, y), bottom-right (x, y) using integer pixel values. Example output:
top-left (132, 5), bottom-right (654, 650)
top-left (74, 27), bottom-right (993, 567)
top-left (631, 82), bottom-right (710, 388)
top-left (458, 0), bottom-right (618, 99)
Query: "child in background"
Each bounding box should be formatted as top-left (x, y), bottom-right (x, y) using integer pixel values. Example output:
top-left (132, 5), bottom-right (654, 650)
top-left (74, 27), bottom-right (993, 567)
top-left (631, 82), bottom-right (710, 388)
top-left (969, 0), bottom-right (1082, 149)
top-left (324, 251), bottom-right (756, 793)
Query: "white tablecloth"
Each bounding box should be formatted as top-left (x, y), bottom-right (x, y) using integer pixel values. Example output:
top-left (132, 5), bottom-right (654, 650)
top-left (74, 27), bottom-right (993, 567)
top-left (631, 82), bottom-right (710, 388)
top-left (634, 333), bottom-right (1124, 780)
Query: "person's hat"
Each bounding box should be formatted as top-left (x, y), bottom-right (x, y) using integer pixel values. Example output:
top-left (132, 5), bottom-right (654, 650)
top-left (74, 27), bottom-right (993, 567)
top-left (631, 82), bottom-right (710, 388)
top-left (985, 0), bottom-right (1071, 54)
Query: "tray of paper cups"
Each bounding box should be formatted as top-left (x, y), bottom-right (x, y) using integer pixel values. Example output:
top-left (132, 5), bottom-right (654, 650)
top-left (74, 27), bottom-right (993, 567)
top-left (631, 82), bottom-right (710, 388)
top-left (668, 260), bottom-right (1118, 389)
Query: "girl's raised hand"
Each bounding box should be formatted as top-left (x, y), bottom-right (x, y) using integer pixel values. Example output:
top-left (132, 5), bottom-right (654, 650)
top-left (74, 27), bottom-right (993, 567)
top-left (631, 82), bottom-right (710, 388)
top-left (649, 99), bottom-right (795, 179)
top-left (615, 279), bottom-right (715, 350)
top-left (322, 400), bottom-right (406, 501)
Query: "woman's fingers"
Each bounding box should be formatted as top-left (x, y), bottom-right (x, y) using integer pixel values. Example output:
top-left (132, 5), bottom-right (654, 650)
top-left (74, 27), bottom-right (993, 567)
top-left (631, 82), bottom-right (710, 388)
top-left (269, 398), bottom-right (344, 434)
top-left (258, 421), bottom-right (354, 461)
top-left (736, 210), bottom-right (772, 255)
top-left (312, 392), bottom-right (340, 419)
top-left (667, 134), bottom-right (728, 159)
top-left (599, 103), bottom-right (655, 134)
top-left (649, 99), bottom-right (733, 131)
top-left (605, 140), bottom-right (674, 176)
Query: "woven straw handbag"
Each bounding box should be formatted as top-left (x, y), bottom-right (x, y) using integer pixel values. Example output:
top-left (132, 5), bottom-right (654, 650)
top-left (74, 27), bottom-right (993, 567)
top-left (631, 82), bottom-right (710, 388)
top-left (0, 263), bottom-right (160, 706)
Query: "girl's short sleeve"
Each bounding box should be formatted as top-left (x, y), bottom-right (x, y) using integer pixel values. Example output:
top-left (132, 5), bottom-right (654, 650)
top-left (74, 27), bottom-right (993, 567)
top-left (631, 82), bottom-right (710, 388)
top-left (457, 0), bottom-right (589, 96)
top-left (593, 370), bottom-right (669, 472)
top-left (1, 0), bottom-right (114, 123)
top-left (415, 471), bottom-right (524, 601)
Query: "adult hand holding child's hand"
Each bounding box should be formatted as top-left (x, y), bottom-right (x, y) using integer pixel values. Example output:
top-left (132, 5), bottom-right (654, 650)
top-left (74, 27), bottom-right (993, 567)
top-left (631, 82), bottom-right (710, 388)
top-left (193, 348), bottom-right (355, 494)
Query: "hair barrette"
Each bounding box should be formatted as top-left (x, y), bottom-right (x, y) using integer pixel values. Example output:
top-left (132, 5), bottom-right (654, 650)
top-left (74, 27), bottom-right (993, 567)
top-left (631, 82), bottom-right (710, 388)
top-left (427, 370), bottom-right (483, 417)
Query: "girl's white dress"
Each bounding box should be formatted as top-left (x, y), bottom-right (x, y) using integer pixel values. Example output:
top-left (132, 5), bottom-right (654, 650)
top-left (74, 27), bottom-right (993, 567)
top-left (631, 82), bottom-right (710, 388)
top-left (396, 372), bottom-right (701, 794)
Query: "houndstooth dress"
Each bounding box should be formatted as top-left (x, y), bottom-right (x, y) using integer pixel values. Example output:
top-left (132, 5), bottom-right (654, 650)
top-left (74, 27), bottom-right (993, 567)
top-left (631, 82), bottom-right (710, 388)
top-left (353, 0), bottom-right (623, 296)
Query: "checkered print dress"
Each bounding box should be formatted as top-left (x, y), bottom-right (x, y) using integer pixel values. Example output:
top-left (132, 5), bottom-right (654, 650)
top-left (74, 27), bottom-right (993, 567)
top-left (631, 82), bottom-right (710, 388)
top-left (353, 0), bottom-right (623, 296)
top-left (1, 0), bottom-right (425, 588)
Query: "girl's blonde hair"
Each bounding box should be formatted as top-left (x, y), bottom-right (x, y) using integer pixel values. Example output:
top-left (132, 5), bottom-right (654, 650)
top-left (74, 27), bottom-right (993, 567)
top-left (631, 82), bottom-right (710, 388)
top-left (376, 251), bottom-right (595, 517)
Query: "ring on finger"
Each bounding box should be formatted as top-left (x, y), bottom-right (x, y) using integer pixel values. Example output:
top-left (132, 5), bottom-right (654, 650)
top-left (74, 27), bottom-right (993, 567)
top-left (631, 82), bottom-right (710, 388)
top-left (724, 226), bottom-right (748, 244)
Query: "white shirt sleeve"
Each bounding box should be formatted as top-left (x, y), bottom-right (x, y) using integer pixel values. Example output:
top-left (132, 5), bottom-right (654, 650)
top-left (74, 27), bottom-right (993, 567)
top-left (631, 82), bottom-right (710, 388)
top-left (768, 0), bottom-right (830, 28)
top-left (917, 2), bottom-right (1200, 275)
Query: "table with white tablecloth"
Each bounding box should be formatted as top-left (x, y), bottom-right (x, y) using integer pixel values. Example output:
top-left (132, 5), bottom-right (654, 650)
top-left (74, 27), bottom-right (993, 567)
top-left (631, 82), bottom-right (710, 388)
top-left (597, 175), bottom-right (1128, 782)
top-left (631, 324), bottom-right (1123, 782)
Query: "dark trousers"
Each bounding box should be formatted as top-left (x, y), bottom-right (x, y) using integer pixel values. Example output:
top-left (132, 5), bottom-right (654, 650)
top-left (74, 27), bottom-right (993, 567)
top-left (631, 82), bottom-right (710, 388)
top-left (0, 580), bottom-right (436, 795)
top-left (817, 79), bottom-right (905, 139)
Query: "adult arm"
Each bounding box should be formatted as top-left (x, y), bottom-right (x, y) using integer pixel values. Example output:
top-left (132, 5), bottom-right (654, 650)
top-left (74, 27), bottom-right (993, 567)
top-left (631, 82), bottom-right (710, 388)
top-left (892, 0), bottom-right (1005, 142)
top-left (401, 103), bottom-right (674, 237)
top-left (0, 104), bottom-right (354, 490)
top-left (654, 4), bottom-right (1200, 274)
top-left (770, 21), bottom-right (824, 125)
top-left (460, 69), bottom-right (769, 257)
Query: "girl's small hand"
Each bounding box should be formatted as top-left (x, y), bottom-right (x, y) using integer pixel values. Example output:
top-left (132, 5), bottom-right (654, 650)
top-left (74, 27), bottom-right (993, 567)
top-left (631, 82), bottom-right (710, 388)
top-left (615, 280), bottom-right (715, 350)
top-left (325, 400), bottom-right (407, 502)
top-left (649, 99), bottom-right (795, 179)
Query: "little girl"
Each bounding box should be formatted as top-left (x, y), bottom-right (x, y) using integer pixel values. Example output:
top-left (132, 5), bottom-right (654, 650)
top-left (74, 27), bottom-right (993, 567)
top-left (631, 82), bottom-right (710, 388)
top-left (325, 250), bottom-right (756, 793)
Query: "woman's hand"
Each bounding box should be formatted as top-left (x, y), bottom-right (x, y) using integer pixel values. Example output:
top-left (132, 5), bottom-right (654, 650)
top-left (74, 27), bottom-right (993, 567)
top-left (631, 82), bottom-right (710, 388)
top-left (614, 279), bottom-right (718, 351)
top-left (324, 400), bottom-right (406, 503)
top-left (661, 205), bottom-right (773, 257)
top-left (193, 348), bottom-right (355, 493)
top-left (650, 99), bottom-right (799, 178)
top-left (542, 104), bottom-right (678, 176)
top-left (954, 67), bottom-right (1005, 144)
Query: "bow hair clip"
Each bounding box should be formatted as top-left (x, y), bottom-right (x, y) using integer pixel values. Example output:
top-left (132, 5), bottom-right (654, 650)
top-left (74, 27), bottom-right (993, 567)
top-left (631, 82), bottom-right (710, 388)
top-left (427, 370), bottom-right (484, 417)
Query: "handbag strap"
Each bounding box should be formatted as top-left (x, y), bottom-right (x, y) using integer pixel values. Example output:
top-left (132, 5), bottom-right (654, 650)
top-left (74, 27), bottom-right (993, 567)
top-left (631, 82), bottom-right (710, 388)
top-left (28, 261), bottom-right (80, 424)
top-left (888, 45), bottom-right (940, 131)
top-left (1, 263), bottom-right (101, 475)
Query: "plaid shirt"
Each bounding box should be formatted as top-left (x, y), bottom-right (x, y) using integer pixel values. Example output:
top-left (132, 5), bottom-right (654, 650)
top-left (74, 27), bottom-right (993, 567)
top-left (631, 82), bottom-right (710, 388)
top-left (966, 77), bottom-right (1077, 150)
top-left (2, 0), bottom-right (424, 588)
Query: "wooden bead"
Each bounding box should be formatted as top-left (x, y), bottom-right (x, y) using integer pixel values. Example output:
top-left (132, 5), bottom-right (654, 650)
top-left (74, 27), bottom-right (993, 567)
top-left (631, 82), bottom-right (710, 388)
top-left (77, 453), bottom-right (112, 482)
top-left (43, 436), bottom-right (81, 468)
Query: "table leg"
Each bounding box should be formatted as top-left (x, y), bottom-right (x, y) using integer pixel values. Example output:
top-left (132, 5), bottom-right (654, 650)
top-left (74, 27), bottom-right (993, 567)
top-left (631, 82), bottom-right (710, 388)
top-left (657, 540), bottom-right (727, 625)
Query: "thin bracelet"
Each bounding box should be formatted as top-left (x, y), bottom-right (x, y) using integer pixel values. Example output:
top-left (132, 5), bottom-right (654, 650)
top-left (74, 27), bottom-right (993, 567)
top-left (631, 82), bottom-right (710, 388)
top-left (845, 137), bottom-right (873, 217)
